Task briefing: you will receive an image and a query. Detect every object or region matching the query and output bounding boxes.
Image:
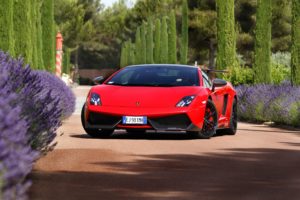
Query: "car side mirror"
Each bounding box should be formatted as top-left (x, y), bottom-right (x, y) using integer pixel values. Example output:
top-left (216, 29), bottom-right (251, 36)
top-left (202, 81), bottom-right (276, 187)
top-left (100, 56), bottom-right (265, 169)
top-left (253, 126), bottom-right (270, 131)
top-left (93, 76), bottom-right (105, 85)
top-left (212, 78), bottom-right (227, 91)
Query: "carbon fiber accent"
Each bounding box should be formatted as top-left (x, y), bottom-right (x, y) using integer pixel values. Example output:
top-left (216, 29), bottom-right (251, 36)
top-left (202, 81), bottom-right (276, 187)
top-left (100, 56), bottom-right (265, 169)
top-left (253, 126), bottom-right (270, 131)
top-left (149, 114), bottom-right (192, 130)
top-left (88, 112), bottom-right (121, 126)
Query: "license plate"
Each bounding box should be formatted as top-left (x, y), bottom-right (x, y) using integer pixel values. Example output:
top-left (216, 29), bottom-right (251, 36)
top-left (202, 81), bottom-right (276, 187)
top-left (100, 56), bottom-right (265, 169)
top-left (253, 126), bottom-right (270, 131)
top-left (122, 116), bottom-right (147, 125)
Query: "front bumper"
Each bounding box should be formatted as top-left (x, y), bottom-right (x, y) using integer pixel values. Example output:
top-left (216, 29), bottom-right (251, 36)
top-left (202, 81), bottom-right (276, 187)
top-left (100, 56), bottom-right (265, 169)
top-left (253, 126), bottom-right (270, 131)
top-left (85, 105), bottom-right (206, 131)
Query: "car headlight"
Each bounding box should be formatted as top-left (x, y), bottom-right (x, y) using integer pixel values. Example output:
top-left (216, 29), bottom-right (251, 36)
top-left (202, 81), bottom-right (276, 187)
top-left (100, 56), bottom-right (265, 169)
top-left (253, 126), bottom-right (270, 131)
top-left (176, 95), bottom-right (196, 107)
top-left (90, 93), bottom-right (101, 106)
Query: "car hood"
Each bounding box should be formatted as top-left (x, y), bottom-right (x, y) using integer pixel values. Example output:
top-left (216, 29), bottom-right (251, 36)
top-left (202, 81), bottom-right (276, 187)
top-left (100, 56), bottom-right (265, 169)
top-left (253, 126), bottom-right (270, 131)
top-left (91, 85), bottom-right (204, 108)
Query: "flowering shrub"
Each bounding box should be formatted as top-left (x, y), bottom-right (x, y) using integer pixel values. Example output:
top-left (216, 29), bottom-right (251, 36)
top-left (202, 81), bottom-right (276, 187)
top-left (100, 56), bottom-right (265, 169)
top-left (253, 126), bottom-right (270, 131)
top-left (0, 52), bottom-right (75, 199)
top-left (236, 82), bottom-right (300, 127)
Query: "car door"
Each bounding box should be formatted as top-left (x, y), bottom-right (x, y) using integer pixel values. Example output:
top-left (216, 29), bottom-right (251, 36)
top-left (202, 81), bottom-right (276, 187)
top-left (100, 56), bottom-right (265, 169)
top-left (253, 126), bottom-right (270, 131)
top-left (201, 72), bottom-right (225, 117)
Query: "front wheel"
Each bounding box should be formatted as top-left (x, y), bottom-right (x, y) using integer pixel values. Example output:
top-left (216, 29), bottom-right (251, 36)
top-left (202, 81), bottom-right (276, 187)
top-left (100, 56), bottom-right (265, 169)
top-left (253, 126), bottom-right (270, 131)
top-left (188, 99), bottom-right (218, 139)
top-left (81, 104), bottom-right (114, 138)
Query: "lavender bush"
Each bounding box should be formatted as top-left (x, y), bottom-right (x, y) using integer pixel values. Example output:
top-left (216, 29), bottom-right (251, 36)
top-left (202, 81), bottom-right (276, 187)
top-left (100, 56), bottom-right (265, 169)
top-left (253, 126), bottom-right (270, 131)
top-left (0, 51), bottom-right (75, 199)
top-left (236, 82), bottom-right (300, 127)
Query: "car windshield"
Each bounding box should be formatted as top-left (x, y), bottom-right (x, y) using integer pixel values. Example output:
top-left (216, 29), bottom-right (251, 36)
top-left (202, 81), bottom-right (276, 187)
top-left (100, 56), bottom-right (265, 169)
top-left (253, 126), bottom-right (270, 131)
top-left (106, 65), bottom-right (200, 87)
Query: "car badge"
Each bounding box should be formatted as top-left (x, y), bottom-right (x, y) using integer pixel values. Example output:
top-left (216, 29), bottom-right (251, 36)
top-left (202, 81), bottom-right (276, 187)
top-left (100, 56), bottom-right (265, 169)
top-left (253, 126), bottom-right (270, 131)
top-left (136, 102), bottom-right (140, 107)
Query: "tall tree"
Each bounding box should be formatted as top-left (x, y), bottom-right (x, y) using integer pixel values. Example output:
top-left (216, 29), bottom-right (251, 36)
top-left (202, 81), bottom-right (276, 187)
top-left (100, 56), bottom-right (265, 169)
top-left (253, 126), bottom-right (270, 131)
top-left (0, 0), bottom-right (14, 55)
top-left (216, 0), bottom-right (236, 70)
top-left (135, 27), bottom-right (142, 64)
top-left (31, 0), bottom-right (38, 69)
top-left (141, 22), bottom-right (147, 64)
top-left (180, 0), bottom-right (188, 64)
top-left (41, 0), bottom-right (55, 72)
top-left (254, 0), bottom-right (272, 83)
top-left (127, 40), bottom-right (135, 65)
top-left (14, 0), bottom-right (32, 64)
top-left (36, 0), bottom-right (44, 69)
top-left (154, 19), bottom-right (161, 63)
top-left (120, 43), bottom-right (127, 68)
top-left (168, 10), bottom-right (177, 64)
top-left (63, 48), bottom-right (71, 74)
top-left (146, 20), bottom-right (154, 64)
top-left (160, 16), bottom-right (168, 63)
top-left (291, 0), bottom-right (300, 85)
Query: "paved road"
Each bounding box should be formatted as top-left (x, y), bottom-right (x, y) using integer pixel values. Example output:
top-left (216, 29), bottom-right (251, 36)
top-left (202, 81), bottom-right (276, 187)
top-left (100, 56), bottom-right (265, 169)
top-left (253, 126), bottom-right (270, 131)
top-left (29, 86), bottom-right (300, 200)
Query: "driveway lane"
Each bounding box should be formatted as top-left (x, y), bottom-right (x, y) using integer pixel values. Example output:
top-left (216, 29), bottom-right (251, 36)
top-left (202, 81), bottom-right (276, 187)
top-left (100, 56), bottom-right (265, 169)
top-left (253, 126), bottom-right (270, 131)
top-left (29, 86), bottom-right (300, 200)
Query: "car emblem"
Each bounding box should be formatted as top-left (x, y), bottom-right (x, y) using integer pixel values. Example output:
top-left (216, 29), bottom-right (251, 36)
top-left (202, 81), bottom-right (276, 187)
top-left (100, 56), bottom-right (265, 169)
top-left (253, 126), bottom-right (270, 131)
top-left (136, 101), bottom-right (140, 106)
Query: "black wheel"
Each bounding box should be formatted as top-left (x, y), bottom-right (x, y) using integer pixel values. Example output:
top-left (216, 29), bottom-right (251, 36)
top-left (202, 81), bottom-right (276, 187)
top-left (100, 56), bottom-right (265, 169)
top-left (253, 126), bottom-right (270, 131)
top-left (188, 99), bottom-right (218, 139)
top-left (81, 104), bottom-right (114, 138)
top-left (223, 98), bottom-right (238, 135)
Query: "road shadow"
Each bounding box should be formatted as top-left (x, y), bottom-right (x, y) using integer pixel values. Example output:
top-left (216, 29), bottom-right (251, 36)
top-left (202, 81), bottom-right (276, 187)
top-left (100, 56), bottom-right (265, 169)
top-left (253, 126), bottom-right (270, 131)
top-left (70, 131), bottom-right (233, 140)
top-left (29, 147), bottom-right (300, 200)
top-left (70, 132), bottom-right (195, 140)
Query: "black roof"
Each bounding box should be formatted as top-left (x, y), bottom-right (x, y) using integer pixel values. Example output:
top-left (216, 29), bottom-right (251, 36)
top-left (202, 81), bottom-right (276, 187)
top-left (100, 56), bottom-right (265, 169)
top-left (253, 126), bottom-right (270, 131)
top-left (126, 64), bottom-right (199, 69)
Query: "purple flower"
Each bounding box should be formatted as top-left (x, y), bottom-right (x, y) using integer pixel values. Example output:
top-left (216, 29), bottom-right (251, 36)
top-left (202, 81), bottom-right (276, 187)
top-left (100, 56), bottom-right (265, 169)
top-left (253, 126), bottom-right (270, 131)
top-left (236, 82), bottom-right (300, 126)
top-left (0, 51), bottom-right (75, 199)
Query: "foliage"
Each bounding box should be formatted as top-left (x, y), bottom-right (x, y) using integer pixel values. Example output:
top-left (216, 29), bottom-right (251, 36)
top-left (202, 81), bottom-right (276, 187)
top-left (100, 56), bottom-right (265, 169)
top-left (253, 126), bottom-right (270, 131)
top-left (0, 0), bottom-right (14, 55)
top-left (224, 65), bottom-right (254, 86)
top-left (36, 0), bottom-right (45, 70)
top-left (63, 48), bottom-right (71, 74)
top-left (140, 22), bottom-right (147, 64)
top-left (180, 0), bottom-right (188, 64)
top-left (160, 16), bottom-right (168, 63)
top-left (254, 0), bottom-right (272, 83)
top-left (236, 82), bottom-right (300, 127)
top-left (146, 19), bottom-right (154, 64)
top-left (216, 0), bottom-right (236, 70)
top-left (271, 52), bottom-right (291, 84)
top-left (291, 0), bottom-right (300, 85)
top-left (41, 0), bottom-right (55, 72)
top-left (13, 0), bottom-right (32, 65)
top-left (168, 10), bottom-right (177, 64)
top-left (154, 19), bottom-right (161, 63)
top-left (0, 52), bottom-right (75, 199)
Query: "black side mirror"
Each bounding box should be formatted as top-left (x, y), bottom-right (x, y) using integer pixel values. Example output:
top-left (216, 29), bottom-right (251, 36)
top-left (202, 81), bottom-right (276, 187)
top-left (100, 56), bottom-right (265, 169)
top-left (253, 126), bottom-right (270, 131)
top-left (212, 78), bottom-right (227, 91)
top-left (93, 76), bottom-right (105, 85)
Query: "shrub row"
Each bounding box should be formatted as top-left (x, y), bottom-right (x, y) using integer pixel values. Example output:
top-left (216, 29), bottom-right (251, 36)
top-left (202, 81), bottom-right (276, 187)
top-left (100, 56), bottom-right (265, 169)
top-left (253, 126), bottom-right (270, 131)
top-left (0, 52), bottom-right (75, 199)
top-left (236, 82), bottom-right (300, 127)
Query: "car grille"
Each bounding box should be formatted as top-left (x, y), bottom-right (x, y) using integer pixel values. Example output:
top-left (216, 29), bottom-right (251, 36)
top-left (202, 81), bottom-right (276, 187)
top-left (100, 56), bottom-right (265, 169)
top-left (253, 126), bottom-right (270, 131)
top-left (88, 112), bottom-right (121, 126)
top-left (149, 114), bottom-right (191, 130)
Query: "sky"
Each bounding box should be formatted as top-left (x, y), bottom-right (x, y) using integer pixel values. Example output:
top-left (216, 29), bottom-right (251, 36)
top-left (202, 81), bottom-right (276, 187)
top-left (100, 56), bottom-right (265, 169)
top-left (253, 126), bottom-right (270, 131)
top-left (101, 0), bottom-right (136, 8)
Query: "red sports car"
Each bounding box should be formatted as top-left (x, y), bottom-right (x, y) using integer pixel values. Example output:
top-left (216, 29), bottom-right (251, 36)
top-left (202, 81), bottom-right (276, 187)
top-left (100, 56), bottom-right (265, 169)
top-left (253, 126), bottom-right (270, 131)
top-left (81, 64), bottom-right (237, 139)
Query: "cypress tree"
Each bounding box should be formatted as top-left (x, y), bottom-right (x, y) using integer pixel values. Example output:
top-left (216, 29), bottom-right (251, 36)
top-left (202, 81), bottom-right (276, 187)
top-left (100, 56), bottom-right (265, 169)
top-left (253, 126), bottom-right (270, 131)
top-left (141, 23), bottom-right (147, 64)
top-left (168, 11), bottom-right (177, 64)
top-left (127, 40), bottom-right (135, 66)
top-left (154, 19), bottom-right (161, 63)
top-left (216, 0), bottom-right (236, 70)
top-left (130, 42), bottom-right (136, 65)
top-left (0, 0), bottom-right (14, 55)
top-left (63, 48), bottom-right (71, 74)
top-left (135, 27), bottom-right (142, 64)
top-left (36, 0), bottom-right (44, 69)
top-left (291, 0), bottom-right (300, 85)
top-left (14, 0), bottom-right (32, 64)
top-left (120, 43), bottom-right (127, 68)
top-left (253, 0), bottom-right (272, 83)
top-left (180, 0), bottom-right (188, 64)
top-left (41, 0), bottom-right (55, 72)
top-left (160, 17), bottom-right (168, 63)
top-left (31, 0), bottom-right (38, 69)
top-left (146, 20), bottom-right (154, 64)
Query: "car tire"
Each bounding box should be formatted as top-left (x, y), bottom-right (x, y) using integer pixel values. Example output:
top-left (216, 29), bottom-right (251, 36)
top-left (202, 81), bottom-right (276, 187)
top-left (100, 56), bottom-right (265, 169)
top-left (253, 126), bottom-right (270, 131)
top-left (188, 99), bottom-right (218, 139)
top-left (81, 104), bottom-right (114, 138)
top-left (223, 98), bottom-right (238, 135)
